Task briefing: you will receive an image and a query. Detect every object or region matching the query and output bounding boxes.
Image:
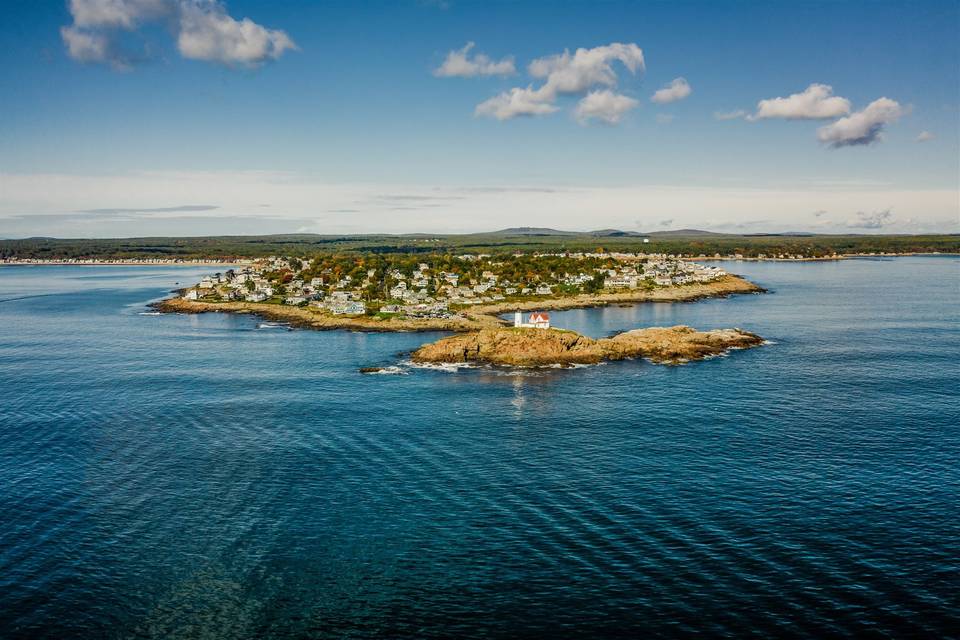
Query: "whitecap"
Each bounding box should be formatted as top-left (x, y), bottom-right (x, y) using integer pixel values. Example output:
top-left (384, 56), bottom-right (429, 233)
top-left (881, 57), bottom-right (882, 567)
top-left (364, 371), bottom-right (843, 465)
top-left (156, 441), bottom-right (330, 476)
top-left (363, 366), bottom-right (409, 376)
top-left (403, 360), bottom-right (475, 373)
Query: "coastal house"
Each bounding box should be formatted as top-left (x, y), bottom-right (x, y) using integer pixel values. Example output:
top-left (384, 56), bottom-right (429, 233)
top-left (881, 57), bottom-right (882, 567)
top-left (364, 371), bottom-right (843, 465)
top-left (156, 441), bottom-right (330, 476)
top-left (604, 275), bottom-right (636, 289)
top-left (513, 311), bottom-right (551, 329)
top-left (331, 301), bottom-right (366, 315)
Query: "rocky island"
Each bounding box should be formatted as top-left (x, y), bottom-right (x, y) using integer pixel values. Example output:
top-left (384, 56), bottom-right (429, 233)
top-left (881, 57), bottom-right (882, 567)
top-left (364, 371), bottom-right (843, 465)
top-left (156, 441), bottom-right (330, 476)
top-left (409, 325), bottom-right (765, 367)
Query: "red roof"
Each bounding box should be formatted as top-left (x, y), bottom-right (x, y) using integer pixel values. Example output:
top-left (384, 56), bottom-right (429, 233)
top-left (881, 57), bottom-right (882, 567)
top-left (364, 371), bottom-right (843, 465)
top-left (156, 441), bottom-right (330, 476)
top-left (529, 312), bottom-right (550, 322)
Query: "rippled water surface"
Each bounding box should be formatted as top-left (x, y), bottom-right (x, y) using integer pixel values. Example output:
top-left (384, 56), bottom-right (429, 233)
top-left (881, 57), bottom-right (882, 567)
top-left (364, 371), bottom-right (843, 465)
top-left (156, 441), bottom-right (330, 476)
top-left (1, 258), bottom-right (958, 638)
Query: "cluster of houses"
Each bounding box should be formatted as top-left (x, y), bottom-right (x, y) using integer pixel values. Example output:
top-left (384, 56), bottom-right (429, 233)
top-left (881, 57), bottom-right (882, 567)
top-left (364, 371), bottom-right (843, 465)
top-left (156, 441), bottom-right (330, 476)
top-left (180, 253), bottom-right (730, 318)
top-left (602, 260), bottom-right (726, 289)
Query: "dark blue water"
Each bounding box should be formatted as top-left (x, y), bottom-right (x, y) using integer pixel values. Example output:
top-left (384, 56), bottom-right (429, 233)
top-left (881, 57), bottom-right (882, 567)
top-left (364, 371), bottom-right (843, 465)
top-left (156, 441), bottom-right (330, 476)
top-left (1, 258), bottom-right (958, 639)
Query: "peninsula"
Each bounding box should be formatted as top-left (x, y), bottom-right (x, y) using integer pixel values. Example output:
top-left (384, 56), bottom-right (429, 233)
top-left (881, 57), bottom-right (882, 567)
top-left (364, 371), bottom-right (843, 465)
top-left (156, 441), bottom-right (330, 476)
top-left (152, 250), bottom-right (764, 333)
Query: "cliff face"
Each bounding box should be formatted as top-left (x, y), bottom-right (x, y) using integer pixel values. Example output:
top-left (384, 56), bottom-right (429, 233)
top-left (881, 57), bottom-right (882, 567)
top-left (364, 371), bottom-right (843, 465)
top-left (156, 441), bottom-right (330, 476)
top-left (410, 325), bottom-right (764, 366)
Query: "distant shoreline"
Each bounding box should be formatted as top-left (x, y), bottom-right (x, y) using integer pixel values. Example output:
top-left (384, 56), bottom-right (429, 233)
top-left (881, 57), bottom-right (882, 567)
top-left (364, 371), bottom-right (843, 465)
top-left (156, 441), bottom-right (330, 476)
top-left (2, 253), bottom-right (956, 268)
top-left (684, 252), bottom-right (959, 263)
top-left (0, 260), bottom-right (244, 267)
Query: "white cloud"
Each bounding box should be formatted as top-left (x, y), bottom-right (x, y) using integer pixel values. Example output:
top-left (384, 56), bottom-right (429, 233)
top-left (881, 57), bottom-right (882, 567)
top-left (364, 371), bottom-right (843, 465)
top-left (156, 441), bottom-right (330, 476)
top-left (714, 109), bottom-right (746, 121)
top-left (750, 83), bottom-right (851, 120)
top-left (61, 0), bottom-right (296, 69)
top-left (650, 77), bottom-right (691, 104)
top-left (434, 42), bottom-right (515, 77)
top-left (527, 43), bottom-right (644, 95)
top-left (847, 208), bottom-right (893, 229)
top-left (475, 42), bottom-right (644, 122)
top-left (60, 25), bottom-right (118, 68)
top-left (575, 90), bottom-right (639, 124)
top-left (474, 87), bottom-right (559, 120)
top-left (816, 98), bottom-right (905, 147)
top-left (177, 1), bottom-right (297, 66)
top-left (916, 130), bottom-right (935, 142)
top-left (67, 0), bottom-right (171, 29)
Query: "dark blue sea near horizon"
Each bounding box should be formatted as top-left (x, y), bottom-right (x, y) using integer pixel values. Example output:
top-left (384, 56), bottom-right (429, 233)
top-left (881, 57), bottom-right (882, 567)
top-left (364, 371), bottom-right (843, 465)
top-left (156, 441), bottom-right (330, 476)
top-left (1, 257), bottom-right (958, 639)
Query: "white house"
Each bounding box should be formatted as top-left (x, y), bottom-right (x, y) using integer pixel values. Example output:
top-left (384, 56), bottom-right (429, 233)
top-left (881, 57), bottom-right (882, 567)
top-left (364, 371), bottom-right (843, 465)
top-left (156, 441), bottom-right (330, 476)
top-left (513, 311), bottom-right (551, 329)
top-left (331, 301), bottom-right (365, 315)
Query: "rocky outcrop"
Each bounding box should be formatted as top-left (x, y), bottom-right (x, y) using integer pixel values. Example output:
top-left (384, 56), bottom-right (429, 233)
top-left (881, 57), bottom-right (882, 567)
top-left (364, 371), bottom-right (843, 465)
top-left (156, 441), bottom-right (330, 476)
top-left (410, 325), bottom-right (764, 367)
top-left (599, 326), bottom-right (764, 364)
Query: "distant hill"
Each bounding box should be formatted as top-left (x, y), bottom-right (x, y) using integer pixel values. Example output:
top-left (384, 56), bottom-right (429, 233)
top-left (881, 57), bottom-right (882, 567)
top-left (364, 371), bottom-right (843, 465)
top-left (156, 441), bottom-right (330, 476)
top-left (645, 229), bottom-right (723, 237)
top-left (488, 227), bottom-right (723, 238)
top-left (587, 229), bottom-right (644, 237)
top-left (489, 227), bottom-right (581, 236)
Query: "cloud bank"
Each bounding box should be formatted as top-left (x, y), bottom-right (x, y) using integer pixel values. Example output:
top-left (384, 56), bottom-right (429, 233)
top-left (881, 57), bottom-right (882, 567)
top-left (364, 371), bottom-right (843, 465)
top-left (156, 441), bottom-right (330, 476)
top-left (2, 172), bottom-right (956, 237)
top-left (61, 0), bottom-right (297, 70)
top-left (847, 208), bottom-right (894, 229)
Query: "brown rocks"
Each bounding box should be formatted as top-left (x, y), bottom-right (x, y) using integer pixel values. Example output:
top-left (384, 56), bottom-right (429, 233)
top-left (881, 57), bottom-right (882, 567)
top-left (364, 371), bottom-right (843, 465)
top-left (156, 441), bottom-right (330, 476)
top-left (410, 325), bottom-right (764, 367)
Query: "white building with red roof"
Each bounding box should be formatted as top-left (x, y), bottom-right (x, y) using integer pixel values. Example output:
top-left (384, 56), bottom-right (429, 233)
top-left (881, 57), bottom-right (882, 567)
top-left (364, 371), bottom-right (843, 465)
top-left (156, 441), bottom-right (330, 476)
top-left (513, 311), bottom-right (551, 329)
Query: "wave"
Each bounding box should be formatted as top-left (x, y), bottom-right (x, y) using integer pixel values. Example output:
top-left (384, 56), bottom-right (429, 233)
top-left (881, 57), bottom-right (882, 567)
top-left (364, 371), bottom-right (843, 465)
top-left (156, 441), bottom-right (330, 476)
top-left (402, 360), bottom-right (476, 373)
top-left (257, 322), bottom-right (292, 330)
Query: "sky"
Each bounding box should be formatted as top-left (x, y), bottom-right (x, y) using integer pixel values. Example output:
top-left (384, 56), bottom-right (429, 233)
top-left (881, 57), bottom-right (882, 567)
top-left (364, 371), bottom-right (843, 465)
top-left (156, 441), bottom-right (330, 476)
top-left (0, 0), bottom-right (958, 238)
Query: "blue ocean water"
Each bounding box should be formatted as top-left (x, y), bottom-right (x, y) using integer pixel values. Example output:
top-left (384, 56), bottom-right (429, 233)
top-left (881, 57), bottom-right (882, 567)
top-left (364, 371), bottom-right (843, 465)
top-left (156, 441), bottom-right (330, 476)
top-left (0, 258), bottom-right (958, 639)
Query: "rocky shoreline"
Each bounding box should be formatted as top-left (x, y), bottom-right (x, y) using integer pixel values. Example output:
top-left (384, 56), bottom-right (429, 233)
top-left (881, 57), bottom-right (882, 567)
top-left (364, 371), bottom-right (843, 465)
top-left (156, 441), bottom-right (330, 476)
top-left (408, 325), bottom-right (765, 367)
top-left (152, 275), bottom-right (764, 333)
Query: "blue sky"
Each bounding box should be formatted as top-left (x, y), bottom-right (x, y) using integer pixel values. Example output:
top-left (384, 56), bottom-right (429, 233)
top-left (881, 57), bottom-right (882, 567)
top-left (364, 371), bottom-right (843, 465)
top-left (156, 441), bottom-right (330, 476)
top-left (1, 0), bottom-right (957, 237)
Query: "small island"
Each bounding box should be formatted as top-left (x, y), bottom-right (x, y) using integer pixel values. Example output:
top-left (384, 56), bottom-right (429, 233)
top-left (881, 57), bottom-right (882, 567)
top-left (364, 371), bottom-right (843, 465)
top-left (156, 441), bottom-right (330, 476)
top-left (408, 325), bottom-right (764, 367)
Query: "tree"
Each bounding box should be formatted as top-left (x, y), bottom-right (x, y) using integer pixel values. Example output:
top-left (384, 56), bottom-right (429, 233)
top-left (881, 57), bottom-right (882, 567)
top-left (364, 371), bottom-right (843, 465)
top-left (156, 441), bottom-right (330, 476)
top-left (583, 272), bottom-right (605, 293)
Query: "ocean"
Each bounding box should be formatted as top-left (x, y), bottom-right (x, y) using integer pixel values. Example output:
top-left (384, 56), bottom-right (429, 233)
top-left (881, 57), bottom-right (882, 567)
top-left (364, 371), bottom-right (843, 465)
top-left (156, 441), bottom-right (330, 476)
top-left (1, 257), bottom-right (958, 638)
